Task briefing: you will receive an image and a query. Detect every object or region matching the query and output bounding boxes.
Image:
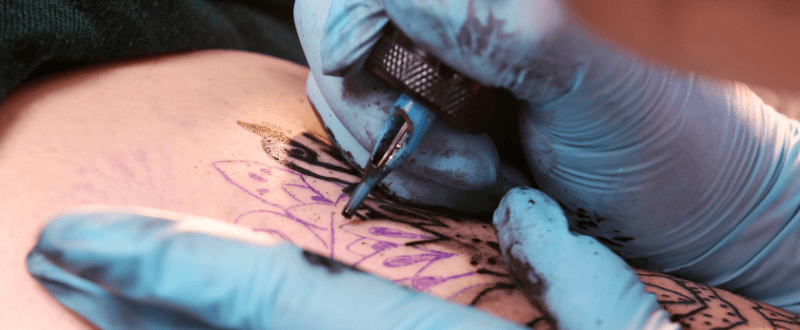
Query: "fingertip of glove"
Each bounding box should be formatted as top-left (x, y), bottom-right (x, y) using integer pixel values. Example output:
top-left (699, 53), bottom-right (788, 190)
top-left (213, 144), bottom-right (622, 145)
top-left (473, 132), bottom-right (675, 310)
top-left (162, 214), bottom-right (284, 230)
top-left (33, 210), bottom-right (104, 254)
top-left (492, 187), bottom-right (565, 231)
top-left (25, 211), bottom-right (123, 285)
top-left (25, 245), bottom-right (51, 277)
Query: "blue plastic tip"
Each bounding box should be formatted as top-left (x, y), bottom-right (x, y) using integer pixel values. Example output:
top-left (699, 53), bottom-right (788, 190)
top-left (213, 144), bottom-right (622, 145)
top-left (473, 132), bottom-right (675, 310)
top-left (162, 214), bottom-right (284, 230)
top-left (342, 164), bottom-right (382, 218)
top-left (342, 94), bottom-right (436, 218)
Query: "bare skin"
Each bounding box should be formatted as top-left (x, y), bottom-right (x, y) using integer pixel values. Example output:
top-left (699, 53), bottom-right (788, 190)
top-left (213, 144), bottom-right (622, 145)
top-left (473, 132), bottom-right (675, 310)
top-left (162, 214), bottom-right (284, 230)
top-left (567, 0), bottom-right (800, 91)
top-left (0, 50), bottom-right (797, 329)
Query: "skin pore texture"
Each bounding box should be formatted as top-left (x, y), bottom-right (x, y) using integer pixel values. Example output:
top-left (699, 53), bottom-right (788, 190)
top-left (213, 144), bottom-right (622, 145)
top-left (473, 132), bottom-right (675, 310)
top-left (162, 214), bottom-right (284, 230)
top-left (1, 50), bottom-right (799, 329)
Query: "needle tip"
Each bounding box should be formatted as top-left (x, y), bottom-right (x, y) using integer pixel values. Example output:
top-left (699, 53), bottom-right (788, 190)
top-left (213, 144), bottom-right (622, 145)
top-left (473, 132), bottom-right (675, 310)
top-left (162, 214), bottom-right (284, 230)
top-left (342, 206), bottom-right (355, 219)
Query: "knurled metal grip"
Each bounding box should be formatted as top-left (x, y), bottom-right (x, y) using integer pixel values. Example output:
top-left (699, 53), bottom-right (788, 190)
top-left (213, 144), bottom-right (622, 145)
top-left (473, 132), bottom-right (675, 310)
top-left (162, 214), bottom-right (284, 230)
top-left (365, 24), bottom-right (514, 134)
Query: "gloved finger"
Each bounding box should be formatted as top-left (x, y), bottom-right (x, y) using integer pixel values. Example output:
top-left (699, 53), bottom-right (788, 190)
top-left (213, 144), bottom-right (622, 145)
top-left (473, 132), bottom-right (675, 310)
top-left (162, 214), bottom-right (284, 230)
top-left (28, 205), bottom-right (528, 330)
top-left (321, 0), bottom-right (389, 77)
top-left (493, 188), bottom-right (679, 330)
top-left (296, 0), bottom-right (529, 213)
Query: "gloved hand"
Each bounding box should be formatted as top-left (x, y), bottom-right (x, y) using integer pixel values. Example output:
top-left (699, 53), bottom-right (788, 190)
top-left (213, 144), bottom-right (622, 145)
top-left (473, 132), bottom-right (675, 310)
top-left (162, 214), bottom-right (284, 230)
top-left (295, 0), bottom-right (531, 214)
top-left (297, 0), bottom-right (800, 320)
top-left (26, 206), bottom-right (527, 330)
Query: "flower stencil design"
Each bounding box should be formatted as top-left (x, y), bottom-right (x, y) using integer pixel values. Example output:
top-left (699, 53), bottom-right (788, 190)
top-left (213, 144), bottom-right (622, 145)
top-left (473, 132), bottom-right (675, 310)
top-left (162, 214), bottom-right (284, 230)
top-left (213, 157), bottom-right (478, 293)
top-left (211, 126), bottom-right (505, 296)
top-left (210, 122), bottom-right (551, 326)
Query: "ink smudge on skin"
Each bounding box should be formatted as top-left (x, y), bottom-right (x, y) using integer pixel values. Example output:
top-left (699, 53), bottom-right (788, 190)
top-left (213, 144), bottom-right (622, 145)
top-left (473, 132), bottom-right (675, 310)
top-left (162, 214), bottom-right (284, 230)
top-left (237, 121), bottom-right (289, 144)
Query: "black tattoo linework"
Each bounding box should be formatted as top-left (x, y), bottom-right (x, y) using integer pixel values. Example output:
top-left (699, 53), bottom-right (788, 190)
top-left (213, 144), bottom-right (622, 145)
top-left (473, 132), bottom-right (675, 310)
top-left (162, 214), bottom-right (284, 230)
top-left (641, 273), bottom-right (747, 329)
top-left (233, 121), bottom-right (554, 328)
top-left (750, 300), bottom-right (800, 330)
top-left (638, 271), bottom-right (800, 330)
top-left (233, 121), bottom-right (800, 330)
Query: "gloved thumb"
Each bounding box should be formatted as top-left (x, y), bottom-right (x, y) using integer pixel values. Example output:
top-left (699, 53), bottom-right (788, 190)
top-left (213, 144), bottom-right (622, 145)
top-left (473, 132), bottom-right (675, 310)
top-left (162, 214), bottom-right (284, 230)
top-left (321, 0), bottom-right (388, 77)
top-left (27, 205), bottom-right (527, 330)
top-left (493, 188), bottom-right (680, 330)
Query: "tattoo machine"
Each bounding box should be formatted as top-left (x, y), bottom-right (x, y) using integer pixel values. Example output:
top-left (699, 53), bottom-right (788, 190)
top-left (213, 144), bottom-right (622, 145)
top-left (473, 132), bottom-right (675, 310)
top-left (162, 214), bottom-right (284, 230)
top-left (342, 23), bottom-right (515, 218)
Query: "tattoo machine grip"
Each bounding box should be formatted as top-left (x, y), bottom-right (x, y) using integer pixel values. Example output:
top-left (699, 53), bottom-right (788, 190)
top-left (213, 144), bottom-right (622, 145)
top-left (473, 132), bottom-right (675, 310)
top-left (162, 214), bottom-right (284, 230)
top-left (342, 23), bottom-right (517, 218)
top-left (364, 24), bottom-right (513, 134)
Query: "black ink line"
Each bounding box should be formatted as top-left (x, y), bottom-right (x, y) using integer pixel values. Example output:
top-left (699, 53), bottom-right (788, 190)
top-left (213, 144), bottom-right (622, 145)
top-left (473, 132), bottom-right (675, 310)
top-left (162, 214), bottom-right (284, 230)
top-left (742, 294), bottom-right (800, 330)
top-left (404, 237), bottom-right (451, 247)
top-left (640, 273), bottom-right (747, 328)
top-left (239, 122), bottom-right (529, 317)
top-left (469, 282), bottom-right (517, 306)
top-left (475, 268), bottom-right (510, 278)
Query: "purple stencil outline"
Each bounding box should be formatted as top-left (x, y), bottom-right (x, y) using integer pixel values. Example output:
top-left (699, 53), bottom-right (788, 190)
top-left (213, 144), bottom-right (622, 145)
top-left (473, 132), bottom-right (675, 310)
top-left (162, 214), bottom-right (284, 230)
top-left (214, 158), bottom-right (478, 294)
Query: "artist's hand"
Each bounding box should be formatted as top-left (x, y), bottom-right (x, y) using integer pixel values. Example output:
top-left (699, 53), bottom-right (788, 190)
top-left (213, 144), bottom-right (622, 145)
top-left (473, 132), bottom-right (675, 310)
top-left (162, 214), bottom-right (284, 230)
top-left (27, 206), bottom-right (526, 330)
top-left (295, 0), bottom-right (530, 215)
top-left (300, 0), bottom-right (800, 316)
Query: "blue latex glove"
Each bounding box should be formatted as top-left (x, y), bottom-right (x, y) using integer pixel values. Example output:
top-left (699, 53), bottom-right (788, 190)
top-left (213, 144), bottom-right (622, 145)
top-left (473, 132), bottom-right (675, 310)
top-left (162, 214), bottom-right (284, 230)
top-left (299, 0), bottom-right (800, 323)
top-left (26, 206), bottom-right (527, 330)
top-left (295, 0), bottom-right (531, 215)
top-left (494, 187), bottom-right (677, 330)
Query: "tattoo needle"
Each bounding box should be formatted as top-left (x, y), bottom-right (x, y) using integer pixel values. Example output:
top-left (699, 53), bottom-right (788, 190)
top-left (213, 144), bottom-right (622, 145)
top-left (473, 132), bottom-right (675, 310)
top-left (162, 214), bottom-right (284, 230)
top-left (339, 23), bottom-right (514, 218)
top-left (342, 94), bottom-right (435, 218)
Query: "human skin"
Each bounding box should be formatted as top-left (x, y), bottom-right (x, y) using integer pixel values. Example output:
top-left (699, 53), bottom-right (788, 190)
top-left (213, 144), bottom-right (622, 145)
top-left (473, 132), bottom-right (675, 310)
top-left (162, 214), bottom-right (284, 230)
top-left (0, 50), bottom-right (798, 329)
top-left (567, 0), bottom-right (800, 91)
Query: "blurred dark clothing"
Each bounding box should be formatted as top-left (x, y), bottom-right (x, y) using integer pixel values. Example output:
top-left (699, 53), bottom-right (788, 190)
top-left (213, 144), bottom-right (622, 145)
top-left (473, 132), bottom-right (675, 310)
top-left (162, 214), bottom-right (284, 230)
top-left (0, 0), bottom-right (306, 102)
